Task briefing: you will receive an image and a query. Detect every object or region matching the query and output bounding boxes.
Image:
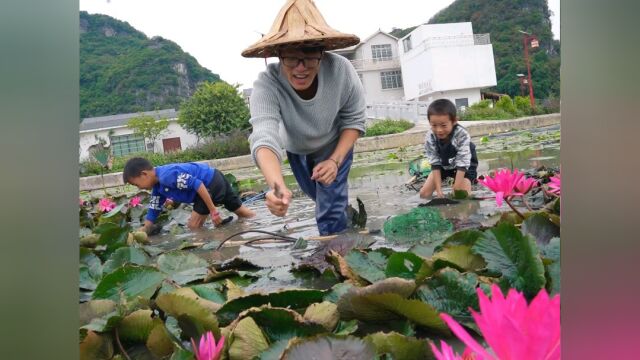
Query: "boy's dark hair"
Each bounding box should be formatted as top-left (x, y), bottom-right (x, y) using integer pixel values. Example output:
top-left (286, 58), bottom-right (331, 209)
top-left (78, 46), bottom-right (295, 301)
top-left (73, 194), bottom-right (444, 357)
top-left (427, 99), bottom-right (457, 122)
top-left (122, 157), bottom-right (153, 183)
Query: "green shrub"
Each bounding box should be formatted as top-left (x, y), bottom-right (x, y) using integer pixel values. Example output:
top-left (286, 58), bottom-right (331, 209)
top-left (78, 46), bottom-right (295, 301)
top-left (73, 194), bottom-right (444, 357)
top-left (495, 95), bottom-right (517, 115)
top-left (364, 118), bottom-right (414, 137)
top-left (514, 96), bottom-right (533, 115)
top-left (80, 129), bottom-right (250, 177)
top-left (459, 107), bottom-right (512, 121)
top-left (469, 99), bottom-right (492, 109)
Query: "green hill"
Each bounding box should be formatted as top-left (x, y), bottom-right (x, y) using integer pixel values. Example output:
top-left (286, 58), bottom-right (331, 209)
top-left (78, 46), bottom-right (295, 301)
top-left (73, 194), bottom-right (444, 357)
top-left (390, 0), bottom-right (560, 100)
top-left (80, 11), bottom-right (221, 119)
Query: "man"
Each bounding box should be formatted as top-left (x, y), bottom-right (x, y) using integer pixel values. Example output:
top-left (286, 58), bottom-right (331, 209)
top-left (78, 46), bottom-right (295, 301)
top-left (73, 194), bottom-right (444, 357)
top-left (241, 0), bottom-right (366, 235)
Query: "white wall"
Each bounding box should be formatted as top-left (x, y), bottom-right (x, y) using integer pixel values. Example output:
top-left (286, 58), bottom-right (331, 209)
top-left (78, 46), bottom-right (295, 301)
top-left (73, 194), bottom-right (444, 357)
top-left (79, 119), bottom-right (199, 161)
top-left (399, 22), bottom-right (496, 101)
top-left (354, 31), bottom-right (405, 103)
top-left (360, 71), bottom-right (405, 103)
top-left (417, 88), bottom-right (482, 108)
top-left (354, 32), bottom-right (401, 61)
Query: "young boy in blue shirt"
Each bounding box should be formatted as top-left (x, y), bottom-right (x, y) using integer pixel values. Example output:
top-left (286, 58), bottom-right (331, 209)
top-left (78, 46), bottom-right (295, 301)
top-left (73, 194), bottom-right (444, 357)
top-left (419, 99), bottom-right (479, 199)
top-left (123, 157), bottom-right (255, 233)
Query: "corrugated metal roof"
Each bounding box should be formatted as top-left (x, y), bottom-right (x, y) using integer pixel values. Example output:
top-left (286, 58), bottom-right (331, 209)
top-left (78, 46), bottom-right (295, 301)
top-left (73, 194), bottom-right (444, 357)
top-left (80, 108), bottom-right (178, 132)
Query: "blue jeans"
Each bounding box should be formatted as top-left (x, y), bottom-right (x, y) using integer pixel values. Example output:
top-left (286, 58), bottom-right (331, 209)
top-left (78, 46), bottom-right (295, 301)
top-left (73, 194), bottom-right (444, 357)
top-left (287, 148), bottom-right (353, 236)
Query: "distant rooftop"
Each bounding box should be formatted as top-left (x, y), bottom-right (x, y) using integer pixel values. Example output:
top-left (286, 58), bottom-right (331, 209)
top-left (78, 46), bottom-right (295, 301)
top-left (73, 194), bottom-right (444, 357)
top-left (80, 108), bottom-right (178, 132)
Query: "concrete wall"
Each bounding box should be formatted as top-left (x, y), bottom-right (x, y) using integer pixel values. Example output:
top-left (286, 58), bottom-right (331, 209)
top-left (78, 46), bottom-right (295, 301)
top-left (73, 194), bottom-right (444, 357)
top-left (80, 113), bottom-right (560, 191)
top-left (79, 119), bottom-right (199, 161)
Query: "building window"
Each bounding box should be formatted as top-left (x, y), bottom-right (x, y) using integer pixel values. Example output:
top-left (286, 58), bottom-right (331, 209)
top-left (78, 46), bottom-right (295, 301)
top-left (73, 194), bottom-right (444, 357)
top-left (371, 44), bottom-right (393, 61)
top-left (455, 98), bottom-right (469, 110)
top-left (380, 70), bottom-right (403, 89)
top-left (403, 36), bottom-right (413, 52)
top-left (110, 133), bottom-right (145, 157)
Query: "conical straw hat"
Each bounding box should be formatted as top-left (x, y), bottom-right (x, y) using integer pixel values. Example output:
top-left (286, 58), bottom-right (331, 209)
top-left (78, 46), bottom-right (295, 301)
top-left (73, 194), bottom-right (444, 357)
top-left (241, 0), bottom-right (360, 58)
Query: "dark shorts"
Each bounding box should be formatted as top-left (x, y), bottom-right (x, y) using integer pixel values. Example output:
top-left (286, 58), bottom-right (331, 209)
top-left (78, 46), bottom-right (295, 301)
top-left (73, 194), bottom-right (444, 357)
top-left (440, 168), bottom-right (478, 184)
top-left (193, 170), bottom-right (242, 214)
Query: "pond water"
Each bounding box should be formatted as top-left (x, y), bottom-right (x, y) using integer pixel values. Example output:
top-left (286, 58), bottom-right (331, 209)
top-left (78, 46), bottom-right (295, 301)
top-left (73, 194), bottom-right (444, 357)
top-left (141, 125), bottom-right (559, 291)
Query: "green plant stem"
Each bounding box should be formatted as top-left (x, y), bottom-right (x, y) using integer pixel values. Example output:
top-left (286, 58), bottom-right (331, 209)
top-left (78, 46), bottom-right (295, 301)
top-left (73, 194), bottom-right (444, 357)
top-left (114, 327), bottom-right (132, 360)
top-left (505, 197), bottom-right (526, 219)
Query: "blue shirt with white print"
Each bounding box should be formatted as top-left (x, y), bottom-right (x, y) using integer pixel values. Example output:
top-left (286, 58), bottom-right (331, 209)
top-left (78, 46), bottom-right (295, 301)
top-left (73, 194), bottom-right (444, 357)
top-left (145, 162), bottom-right (216, 223)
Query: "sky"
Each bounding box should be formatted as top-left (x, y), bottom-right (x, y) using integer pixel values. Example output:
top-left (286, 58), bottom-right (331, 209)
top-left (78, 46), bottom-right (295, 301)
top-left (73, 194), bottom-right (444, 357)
top-left (79, 0), bottom-right (560, 90)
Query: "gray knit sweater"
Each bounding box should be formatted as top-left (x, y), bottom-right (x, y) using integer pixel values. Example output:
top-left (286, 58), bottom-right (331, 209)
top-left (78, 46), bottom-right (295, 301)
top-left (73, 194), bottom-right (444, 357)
top-left (248, 52), bottom-right (366, 163)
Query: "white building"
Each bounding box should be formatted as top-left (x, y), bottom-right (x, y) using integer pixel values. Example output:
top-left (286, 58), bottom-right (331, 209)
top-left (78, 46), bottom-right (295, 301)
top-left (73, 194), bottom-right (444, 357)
top-left (398, 22), bottom-right (496, 107)
top-left (332, 30), bottom-right (405, 103)
top-left (79, 109), bottom-right (198, 161)
top-left (332, 22), bottom-right (496, 111)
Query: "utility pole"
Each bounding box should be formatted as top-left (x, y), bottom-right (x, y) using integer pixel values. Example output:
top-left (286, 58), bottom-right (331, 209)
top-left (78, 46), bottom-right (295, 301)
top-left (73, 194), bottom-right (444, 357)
top-left (519, 30), bottom-right (539, 109)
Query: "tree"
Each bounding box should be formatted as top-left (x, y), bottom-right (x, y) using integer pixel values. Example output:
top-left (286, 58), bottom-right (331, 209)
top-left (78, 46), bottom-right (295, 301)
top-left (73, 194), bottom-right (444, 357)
top-left (178, 81), bottom-right (250, 140)
top-left (127, 114), bottom-right (169, 152)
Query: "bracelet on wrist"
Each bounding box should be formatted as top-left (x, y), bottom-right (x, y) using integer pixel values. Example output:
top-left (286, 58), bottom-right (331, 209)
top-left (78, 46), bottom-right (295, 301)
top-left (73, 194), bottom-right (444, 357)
top-left (329, 157), bottom-right (340, 167)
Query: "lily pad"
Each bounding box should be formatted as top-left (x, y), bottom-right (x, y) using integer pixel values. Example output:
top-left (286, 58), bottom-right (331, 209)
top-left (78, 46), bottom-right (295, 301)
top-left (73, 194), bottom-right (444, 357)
top-left (417, 268), bottom-right (484, 319)
top-left (189, 283), bottom-right (226, 304)
top-left (81, 310), bottom-right (123, 333)
top-left (323, 282), bottom-right (354, 303)
top-left (216, 289), bottom-right (325, 325)
top-left (434, 229), bottom-right (484, 252)
top-left (102, 247), bottom-right (150, 275)
top-left (326, 250), bottom-right (369, 286)
top-left (385, 252), bottom-right (427, 279)
top-left (101, 203), bottom-right (127, 218)
top-left (155, 292), bottom-right (220, 339)
top-left (333, 319), bottom-right (358, 336)
top-left (79, 330), bottom-right (114, 360)
top-left (228, 317), bottom-right (269, 360)
top-left (79, 299), bottom-right (116, 327)
top-left (344, 249), bottom-right (389, 284)
top-left (432, 245), bottom-right (486, 272)
top-left (118, 309), bottom-right (155, 343)
top-left (304, 301), bottom-right (340, 331)
top-left (92, 265), bottom-right (165, 302)
top-left (94, 223), bottom-right (131, 255)
top-left (157, 251), bottom-right (210, 285)
top-left (472, 223), bottom-right (546, 298)
top-left (146, 319), bottom-right (175, 358)
top-left (541, 237), bottom-right (561, 295)
top-left (364, 331), bottom-right (432, 360)
top-left (234, 306), bottom-right (326, 343)
top-left (522, 212), bottom-right (560, 245)
top-left (281, 335), bottom-right (376, 360)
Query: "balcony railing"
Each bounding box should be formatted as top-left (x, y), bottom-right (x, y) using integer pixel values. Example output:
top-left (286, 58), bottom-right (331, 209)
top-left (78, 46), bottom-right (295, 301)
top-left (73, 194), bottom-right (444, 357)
top-left (349, 57), bottom-right (400, 71)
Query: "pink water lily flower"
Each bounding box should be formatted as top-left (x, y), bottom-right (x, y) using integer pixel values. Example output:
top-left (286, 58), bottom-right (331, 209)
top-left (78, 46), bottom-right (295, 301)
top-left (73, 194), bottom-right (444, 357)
top-left (432, 284), bottom-right (560, 360)
top-left (430, 340), bottom-right (476, 360)
top-left (191, 331), bottom-right (224, 360)
top-left (548, 172), bottom-right (561, 196)
top-left (129, 196), bottom-right (141, 207)
top-left (514, 176), bottom-right (538, 195)
top-left (478, 168), bottom-right (525, 207)
top-left (98, 198), bottom-right (116, 212)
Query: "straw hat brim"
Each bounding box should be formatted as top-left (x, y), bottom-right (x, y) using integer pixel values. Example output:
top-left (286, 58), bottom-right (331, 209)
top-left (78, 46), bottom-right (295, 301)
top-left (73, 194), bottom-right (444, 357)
top-left (241, 0), bottom-right (360, 58)
top-left (242, 34), bottom-right (359, 58)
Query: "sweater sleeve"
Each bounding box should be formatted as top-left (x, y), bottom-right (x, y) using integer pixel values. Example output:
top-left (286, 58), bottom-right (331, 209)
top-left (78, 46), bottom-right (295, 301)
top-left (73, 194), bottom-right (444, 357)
top-left (248, 73), bottom-right (284, 164)
top-left (338, 64), bottom-right (366, 134)
top-left (453, 128), bottom-right (472, 171)
top-left (424, 131), bottom-right (442, 170)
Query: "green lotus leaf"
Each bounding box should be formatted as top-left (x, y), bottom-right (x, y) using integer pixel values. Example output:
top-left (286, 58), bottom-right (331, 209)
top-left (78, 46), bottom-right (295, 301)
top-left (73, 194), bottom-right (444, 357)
top-left (81, 310), bottom-right (123, 333)
top-left (521, 212), bottom-right (560, 245)
top-left (385, 252), bottom-right (428, 279)
top-left (281, 335), bottom-right (375, 360)
top-left (79, 299), bottom-right (116, 327)
top-left (79, 330), bottom-right (114, 360)
top-left (189, 283), bottom-right (226, 304)
top-left (417, 268), bottom-right (484, 319)
top-left (432, 245), bottom-right (486, 272)
top-left (103, 247), bottom-right (150, 275)
top-left (541, 237), bottom-right (561, 295)
top-left (216, 289), bottom-right (325, 326)
top-left (92, 265), bottom-right (165, 302)
top-left (344, 249), bottom-right (389, 284)
top-left (228, 317), bottom-right (269, 360)
top-left (80, 248), bottom-right (103, 291)
top-left (146, 319), bottom-right (175, 358)
top-left (364, 331), bottom-right (433, 360)
top-left (303, 301), bottom-right (339, 331)
top-left (472, 222), bottom-right (546, 298)
top-left (117, 309), bottom-right (155, 343)
top-left (157, 251), bottom-right (210, 285)
top-left (323, 282), bottom-right (354, 303)
top-left (155, 292), bottom-right (220, 339)
top-left (333, 319), bottom-right (358, 336)
top-left (434, 229), bottom-right (484, 252)
top-left (233, 306), bottom-right (326, 343)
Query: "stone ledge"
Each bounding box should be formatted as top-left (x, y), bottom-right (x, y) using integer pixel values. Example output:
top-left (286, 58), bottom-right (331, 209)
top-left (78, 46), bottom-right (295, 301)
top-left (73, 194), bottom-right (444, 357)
top-left (80, 113), bottom-right (560, 191)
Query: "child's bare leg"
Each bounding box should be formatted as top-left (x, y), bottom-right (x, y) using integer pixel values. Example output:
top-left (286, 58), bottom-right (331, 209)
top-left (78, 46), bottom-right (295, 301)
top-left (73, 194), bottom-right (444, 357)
top-left (419, 172), bottom-right (437, 199)
top-left (234, 205), bottom-right (256, 218)
top-left (187, 211), bottom-right (208, 230)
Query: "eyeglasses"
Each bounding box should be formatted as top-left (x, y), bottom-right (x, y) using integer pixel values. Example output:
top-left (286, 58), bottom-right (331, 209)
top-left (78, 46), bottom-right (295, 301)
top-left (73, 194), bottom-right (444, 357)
top-left (279, 56), bottom-right (322, 69)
